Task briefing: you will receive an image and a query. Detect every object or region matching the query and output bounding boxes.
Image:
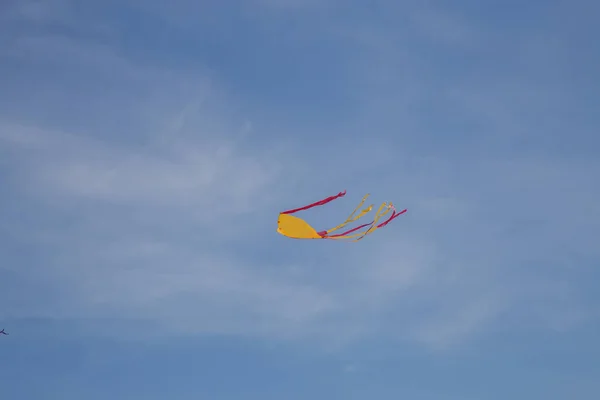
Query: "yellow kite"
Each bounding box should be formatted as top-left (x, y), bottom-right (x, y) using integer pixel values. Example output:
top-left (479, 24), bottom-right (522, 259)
top-left (277, 190), bottom-right (406, 241)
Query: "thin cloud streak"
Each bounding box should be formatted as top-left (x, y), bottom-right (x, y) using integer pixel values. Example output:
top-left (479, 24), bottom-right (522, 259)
top-left (0, 0), bottom-right (598, 353)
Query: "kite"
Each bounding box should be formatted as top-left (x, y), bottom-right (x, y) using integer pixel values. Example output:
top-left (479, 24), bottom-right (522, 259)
top-left (0, 329), bottom-right (7, 336)
top-left (277, 190), bottom-right (406, 241)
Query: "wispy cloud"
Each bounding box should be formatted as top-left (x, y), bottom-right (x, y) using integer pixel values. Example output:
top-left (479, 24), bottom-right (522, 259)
top-left (0, 0), bottom-right (598, 355)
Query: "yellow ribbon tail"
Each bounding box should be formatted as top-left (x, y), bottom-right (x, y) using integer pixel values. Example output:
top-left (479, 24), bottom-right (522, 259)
top-left (326, 202), bottom-right (394, 241)
top-left (352, 202), bottom-right (394, 241)
top-left (325, 193), bottom-right (373, 235)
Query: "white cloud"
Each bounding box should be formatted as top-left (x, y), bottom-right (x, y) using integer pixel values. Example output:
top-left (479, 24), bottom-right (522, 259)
top-left (2, 99), bottom-right (595, 351)
top-left (0, 119), bottom-right (277, 211)
top-left (1, 0), bottom-right (598, 352)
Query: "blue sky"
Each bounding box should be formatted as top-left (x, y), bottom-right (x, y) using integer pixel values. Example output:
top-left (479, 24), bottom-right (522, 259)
top-left (1, 0), bottom-right (599, 398)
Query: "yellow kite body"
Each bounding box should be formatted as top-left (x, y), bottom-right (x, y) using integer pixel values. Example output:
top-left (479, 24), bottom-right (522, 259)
top-left (277, 213), bottom-right (323, 239)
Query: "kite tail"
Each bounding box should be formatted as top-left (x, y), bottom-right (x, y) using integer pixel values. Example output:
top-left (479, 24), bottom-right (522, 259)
top-left (377, 207), bottom-right (407, 228)
top-left (280, 190), bottom-right (346, 215)
top-left (323, 193), bottom-right (373, 235)
top-left (352, 202), bottom-right (394, 241)
top-left (327, 202), bottom-right (396, 241)
top-left (327, 221), bottom-right (373, 238)
top-left (327, 203), bottom-right (406, 241)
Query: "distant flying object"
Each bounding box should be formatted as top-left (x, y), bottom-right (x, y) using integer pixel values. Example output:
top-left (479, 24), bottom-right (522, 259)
top-left (276, 190), bottom-right (406, 241)
top-left (0, 329), bottom-right (7, 335)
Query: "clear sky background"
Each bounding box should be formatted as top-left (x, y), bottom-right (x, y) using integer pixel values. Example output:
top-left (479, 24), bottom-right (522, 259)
top-left (1, 0), bottom-right (599, 399)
